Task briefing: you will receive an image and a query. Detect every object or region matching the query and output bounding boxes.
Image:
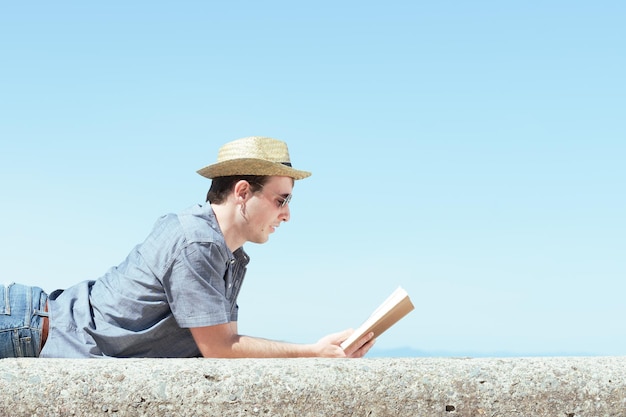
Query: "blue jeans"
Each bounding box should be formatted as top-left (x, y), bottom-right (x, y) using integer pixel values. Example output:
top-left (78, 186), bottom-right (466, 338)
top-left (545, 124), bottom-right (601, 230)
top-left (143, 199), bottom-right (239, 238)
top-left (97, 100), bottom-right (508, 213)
top-left (0, 283), bottom-right (48, 358)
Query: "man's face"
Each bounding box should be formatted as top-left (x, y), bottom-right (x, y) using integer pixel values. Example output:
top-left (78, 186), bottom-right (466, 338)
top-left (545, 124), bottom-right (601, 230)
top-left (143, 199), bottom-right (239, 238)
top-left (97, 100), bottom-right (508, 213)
top-left (244, 176), bottom-right (294, 244)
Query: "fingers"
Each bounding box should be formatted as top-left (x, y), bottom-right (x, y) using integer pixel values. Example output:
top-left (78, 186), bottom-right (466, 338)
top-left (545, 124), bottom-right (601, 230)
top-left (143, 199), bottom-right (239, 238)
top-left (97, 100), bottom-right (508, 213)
top-left (318, 329), bottom-right (376, 358)
top-left (343, 331), bottom-right (376, 358)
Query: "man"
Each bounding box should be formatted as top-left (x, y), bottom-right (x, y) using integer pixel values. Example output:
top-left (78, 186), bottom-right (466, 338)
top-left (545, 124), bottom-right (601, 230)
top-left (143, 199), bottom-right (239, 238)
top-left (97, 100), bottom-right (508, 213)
top-left (0, 136), bottom-right (374, 359)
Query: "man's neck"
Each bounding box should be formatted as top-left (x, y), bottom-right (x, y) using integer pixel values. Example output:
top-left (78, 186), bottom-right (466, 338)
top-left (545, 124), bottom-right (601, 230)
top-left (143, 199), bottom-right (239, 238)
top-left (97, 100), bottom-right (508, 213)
top-left (210, 203), bottom-right (245, 252)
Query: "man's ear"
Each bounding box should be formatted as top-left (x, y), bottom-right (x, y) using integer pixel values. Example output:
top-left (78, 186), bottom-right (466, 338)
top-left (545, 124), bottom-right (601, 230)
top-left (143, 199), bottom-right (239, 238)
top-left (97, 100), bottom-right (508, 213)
top-left (233, 180), bottom-right (251, 201)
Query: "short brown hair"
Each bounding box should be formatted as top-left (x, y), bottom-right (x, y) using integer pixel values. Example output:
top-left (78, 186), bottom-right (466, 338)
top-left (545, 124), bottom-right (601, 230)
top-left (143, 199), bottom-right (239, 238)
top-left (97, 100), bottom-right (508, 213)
top-left (206, 175), bottom-right (270, 204)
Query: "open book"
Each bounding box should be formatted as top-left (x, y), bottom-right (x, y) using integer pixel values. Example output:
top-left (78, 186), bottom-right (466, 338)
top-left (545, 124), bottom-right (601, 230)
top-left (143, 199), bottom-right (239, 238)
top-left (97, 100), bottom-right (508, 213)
top-left (340, 286), bottom-right (415, 351)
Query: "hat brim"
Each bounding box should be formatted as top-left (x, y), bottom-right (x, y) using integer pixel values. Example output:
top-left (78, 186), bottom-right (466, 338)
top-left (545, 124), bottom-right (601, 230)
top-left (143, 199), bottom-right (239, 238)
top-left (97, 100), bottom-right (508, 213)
top-left (197, 158), bottom-right (312, 180)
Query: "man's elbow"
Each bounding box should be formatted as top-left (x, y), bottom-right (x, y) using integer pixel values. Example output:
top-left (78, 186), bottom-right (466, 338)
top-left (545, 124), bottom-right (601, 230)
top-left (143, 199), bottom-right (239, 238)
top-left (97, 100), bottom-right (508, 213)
top-left (190, 325), bottom-right (241, 358)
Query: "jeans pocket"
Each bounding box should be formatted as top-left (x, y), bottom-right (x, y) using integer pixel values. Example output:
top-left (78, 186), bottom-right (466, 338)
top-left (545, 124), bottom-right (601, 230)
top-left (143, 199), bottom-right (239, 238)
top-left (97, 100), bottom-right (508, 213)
top-left (0, 284), bottom-right (43, 358)
top-left (18, 329), bottom-right (36, 357)
top-left (0, 328), bottom-right (35, 358)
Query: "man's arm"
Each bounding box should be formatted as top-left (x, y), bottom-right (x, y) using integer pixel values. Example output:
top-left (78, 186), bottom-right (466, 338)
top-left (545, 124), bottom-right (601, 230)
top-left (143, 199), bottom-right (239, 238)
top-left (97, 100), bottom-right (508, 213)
top-left (189, 322), bottom-right (375, 358)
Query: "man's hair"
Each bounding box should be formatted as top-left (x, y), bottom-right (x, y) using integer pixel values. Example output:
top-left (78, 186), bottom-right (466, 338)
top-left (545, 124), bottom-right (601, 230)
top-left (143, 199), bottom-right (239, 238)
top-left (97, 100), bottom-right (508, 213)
top-left (206, 175), bottom-right (270, 204)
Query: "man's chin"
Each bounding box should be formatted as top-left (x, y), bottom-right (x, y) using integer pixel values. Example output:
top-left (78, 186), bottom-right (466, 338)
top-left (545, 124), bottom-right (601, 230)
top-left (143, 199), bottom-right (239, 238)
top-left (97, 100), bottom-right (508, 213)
top-left (250, 235), bottom-right (270, 244)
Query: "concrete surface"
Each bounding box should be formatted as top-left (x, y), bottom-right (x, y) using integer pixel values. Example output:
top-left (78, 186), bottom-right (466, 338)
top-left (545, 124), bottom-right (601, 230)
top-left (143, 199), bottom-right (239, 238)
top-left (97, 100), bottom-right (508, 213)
top-left (1, 357), bottom-right (625, 416)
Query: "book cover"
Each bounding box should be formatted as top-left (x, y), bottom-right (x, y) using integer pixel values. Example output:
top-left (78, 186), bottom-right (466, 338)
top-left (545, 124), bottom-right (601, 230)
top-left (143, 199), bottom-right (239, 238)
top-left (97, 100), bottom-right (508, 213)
top-left (340, 286), bottom-right (414, 351)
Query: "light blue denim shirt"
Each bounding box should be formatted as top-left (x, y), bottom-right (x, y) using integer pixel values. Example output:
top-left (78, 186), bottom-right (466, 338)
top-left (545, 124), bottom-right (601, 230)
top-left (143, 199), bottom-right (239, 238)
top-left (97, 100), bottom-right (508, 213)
top-left (40, 203), bottom-right (249, 358)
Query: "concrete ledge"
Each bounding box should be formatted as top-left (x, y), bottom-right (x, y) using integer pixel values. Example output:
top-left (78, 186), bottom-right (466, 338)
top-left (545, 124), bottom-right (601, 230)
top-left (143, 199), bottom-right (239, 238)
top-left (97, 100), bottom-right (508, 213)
top-left (1, 357), bottom-right (625, 416)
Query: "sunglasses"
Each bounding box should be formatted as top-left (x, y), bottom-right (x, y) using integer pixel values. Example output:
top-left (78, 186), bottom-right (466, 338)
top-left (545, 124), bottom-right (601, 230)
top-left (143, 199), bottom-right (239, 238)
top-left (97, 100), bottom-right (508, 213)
top-left (254, 183), bottom-right (292, 208)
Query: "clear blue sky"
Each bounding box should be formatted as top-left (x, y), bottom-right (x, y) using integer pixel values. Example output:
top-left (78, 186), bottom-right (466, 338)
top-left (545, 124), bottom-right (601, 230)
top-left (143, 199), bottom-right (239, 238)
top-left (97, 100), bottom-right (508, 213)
top-left (1, 1), bottom-right (624, 357)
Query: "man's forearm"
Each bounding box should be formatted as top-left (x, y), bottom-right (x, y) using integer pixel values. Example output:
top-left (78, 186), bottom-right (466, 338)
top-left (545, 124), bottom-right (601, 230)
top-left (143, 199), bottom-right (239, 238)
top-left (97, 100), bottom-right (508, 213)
top-left (190, 324), bottom-right (322, 358)
top-left (223, 334), bottom-right (319, 358)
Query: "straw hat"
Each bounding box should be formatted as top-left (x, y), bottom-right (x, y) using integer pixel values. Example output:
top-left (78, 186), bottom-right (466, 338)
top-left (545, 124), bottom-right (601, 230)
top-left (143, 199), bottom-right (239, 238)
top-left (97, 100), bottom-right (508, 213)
top-left (197, 136), bottom-right (312, 180)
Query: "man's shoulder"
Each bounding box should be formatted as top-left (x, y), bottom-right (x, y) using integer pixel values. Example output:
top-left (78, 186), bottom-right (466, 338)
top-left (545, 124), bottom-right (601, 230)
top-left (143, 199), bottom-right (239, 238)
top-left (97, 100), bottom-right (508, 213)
top-left (175, 203), bottom-right (224, 245)
top-left (144, 204), bottom-right (229, 264)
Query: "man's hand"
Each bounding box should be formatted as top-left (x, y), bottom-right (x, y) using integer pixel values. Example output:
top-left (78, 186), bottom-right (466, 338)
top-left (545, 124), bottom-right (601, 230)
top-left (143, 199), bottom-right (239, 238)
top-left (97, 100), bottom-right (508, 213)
top-left (314, 329), bottom-right (376, 358)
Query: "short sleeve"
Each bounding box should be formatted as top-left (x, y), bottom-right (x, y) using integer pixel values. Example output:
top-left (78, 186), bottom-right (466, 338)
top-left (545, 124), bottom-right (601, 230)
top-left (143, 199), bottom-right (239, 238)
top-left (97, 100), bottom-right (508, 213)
top-left (163, 242), bottom-right (232, 328)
